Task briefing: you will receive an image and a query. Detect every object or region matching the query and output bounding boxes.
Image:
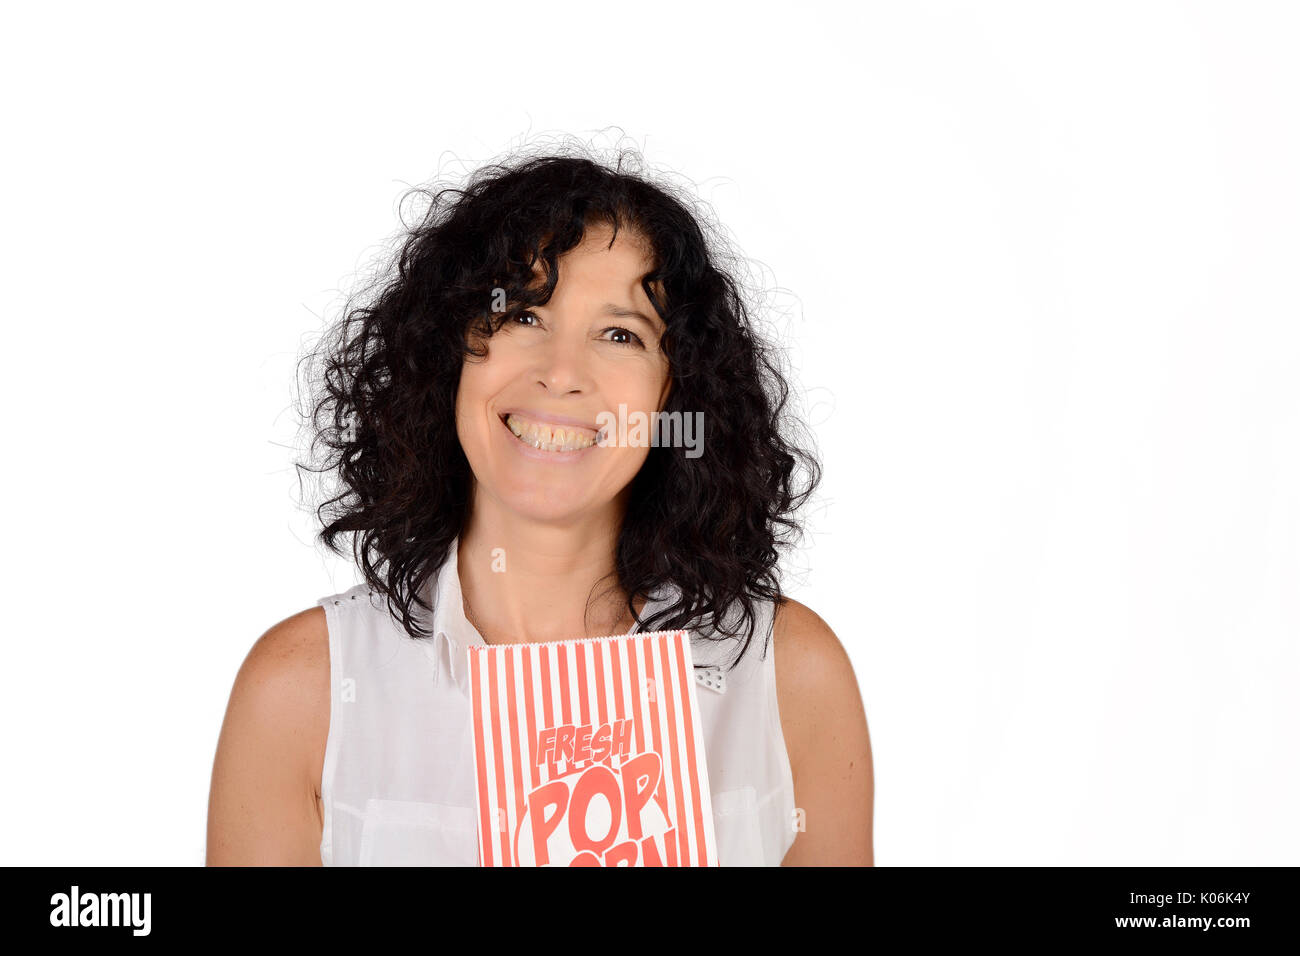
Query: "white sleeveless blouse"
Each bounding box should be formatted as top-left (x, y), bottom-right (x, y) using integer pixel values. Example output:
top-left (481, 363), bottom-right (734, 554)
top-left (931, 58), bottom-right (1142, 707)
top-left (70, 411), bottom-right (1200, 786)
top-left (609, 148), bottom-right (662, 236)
top-left (316, 541), bottom-right (797, 866)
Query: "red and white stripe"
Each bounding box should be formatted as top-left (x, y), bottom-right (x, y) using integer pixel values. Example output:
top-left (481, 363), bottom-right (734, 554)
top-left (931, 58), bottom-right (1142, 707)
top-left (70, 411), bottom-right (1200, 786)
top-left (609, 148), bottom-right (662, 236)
top-left (468, 629), bottom-right (717, 867)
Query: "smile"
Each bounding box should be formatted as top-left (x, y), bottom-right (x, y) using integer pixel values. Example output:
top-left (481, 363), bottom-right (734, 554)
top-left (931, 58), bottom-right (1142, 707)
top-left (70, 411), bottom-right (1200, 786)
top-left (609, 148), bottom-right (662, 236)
top-left (501, 412), bottom-right (602, 453)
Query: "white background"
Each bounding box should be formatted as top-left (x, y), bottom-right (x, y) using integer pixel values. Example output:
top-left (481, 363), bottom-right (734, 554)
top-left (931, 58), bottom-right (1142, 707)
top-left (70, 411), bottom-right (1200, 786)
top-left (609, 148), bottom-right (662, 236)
top-left (1, 1), bottom-right (1295, 865)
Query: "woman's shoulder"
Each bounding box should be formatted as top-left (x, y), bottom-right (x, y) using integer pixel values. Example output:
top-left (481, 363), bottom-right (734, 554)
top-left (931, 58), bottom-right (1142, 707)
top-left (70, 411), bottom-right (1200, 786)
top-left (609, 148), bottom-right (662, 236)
top-left (769, 596), bottom-right (874, 864)
top-left (245, 606), bottom-right (331, 682)
top-left (222, 607), bottom-right (331, 784)
top-left (771, 597), bottom-right (852, 679)
top-left (206, 607), bottom-right (332, 864)
top-left (769, 597), bottom-right (864, 766)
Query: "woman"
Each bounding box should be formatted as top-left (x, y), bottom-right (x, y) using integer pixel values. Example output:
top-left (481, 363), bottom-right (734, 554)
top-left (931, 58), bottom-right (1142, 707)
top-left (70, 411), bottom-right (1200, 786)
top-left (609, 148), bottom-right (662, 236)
top-left (206, 149), bottom-right (874, 866)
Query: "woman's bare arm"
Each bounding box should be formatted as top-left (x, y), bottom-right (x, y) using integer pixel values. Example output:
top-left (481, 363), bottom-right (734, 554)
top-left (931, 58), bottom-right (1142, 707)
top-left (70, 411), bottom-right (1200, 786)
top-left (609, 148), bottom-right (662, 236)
top-left (206, 607), bottom-right (330, 866)
top-left (773, 598), bottom-right (875, 866)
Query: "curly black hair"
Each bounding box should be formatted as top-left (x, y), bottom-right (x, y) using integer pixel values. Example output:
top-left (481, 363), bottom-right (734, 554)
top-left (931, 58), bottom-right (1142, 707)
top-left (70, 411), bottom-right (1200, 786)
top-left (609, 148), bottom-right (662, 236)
top-left (297, 142), bottom-right (820, 670)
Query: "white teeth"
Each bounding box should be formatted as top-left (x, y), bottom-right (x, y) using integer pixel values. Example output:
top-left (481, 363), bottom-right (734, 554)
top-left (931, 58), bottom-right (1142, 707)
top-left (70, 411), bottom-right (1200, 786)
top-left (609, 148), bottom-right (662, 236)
top-left (505, 414), bottom-right (596, 452)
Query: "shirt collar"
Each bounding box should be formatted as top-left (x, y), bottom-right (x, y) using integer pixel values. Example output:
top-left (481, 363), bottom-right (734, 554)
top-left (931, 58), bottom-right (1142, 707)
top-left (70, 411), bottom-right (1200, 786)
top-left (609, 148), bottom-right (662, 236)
top-left (423, 537), bottom-right (486, 687)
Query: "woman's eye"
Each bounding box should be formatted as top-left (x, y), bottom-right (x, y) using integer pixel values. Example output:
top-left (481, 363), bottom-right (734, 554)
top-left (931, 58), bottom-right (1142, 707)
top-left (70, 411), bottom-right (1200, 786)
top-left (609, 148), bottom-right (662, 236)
top-left (515, 311), bottom-right (540, 327)
top-left (602, 327), bottom-right (644, 347)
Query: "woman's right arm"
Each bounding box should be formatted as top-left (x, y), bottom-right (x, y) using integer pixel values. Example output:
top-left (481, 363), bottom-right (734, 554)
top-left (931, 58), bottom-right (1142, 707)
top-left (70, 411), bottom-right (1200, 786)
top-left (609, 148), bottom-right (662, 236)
top-left (205, 607), bottom-right (331, 866)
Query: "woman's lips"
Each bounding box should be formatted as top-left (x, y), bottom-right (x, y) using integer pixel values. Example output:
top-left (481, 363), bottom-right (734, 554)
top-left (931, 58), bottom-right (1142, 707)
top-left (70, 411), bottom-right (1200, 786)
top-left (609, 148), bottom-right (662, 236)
top-left (500, 411), bottom-right (603, 454)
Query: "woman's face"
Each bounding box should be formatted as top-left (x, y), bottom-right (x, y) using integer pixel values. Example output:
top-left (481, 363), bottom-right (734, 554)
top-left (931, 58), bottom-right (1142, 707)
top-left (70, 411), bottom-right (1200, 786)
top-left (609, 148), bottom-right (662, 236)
top-left (455, 223), bottom-right (671, 525)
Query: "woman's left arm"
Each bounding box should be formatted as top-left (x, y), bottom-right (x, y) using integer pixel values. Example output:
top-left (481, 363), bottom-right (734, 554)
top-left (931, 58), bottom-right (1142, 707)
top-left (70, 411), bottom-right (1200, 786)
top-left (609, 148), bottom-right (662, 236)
top-left (772, 598), bottom-right (874, 866)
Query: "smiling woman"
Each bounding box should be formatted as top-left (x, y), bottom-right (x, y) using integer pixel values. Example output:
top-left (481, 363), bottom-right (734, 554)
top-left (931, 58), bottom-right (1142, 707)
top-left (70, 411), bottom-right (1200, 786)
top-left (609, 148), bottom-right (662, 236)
top-left (205, 144), bottom-right (874, 866)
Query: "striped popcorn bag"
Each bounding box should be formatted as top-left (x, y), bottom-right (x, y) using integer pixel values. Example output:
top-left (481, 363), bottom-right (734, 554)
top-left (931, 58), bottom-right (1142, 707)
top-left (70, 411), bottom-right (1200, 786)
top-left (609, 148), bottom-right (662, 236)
top-left (467, 629), bottom-right (719, 866)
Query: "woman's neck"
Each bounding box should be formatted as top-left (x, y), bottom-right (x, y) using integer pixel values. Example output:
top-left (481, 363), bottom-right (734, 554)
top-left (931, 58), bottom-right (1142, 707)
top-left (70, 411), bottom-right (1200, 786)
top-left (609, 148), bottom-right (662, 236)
top-left (456, 493), bottom-right (637, 645)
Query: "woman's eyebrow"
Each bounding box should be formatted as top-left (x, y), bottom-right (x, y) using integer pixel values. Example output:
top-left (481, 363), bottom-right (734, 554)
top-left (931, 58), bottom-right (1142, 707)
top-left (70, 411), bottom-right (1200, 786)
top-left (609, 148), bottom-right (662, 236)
top-left (601, 303), bottom-right (660, 327)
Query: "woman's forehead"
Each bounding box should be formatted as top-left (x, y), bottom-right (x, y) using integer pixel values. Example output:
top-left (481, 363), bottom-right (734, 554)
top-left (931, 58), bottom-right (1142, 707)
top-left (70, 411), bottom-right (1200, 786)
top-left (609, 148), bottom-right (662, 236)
top-left (524, 225), bottom-right (666, 312)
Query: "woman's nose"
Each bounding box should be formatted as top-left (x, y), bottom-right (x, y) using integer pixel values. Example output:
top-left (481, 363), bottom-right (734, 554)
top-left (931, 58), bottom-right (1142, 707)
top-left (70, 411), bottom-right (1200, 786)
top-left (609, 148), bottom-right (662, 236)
top-left (532, 333), bottom-right (593, 394)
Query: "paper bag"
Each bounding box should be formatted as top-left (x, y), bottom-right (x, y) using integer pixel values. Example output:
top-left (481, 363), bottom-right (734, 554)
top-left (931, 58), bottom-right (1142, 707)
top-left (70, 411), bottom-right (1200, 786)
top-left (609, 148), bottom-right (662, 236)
top-left (467, 629), bottom-right (718, 866)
